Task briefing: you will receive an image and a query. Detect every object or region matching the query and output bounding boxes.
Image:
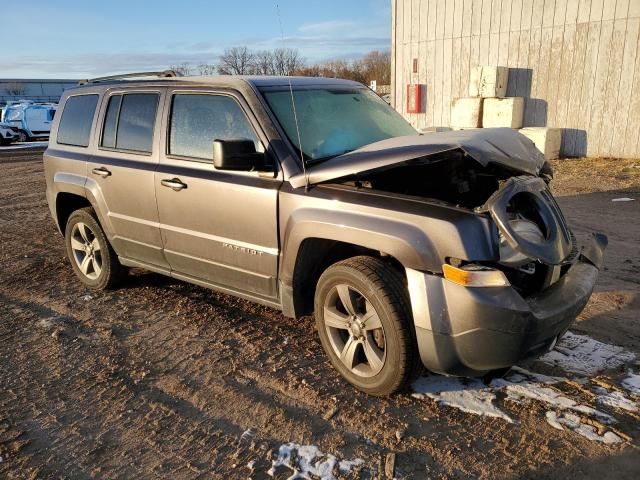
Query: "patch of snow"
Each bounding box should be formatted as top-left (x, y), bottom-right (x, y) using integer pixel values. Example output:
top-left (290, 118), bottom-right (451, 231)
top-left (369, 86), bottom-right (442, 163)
top-left (240, 428), bottom-right (255, 443)
top-left (545, 411), bottom-right (623, 444)
top-left (37, 318), bottom-right (56, 329)
top-left (410, 333), bottom-right (637, 444)
top-left (611, 197), bottom-right (635, 202)
top-left (545, 411), bottom-right (565, 430)
top-left (338, 458), bottom-right (365, 473)
top-left (503, 366), bottom-right (566, 385)
top-left (539, 332), bottom-right (636, 376)
top-left (80, 294), bottom-right (93, 301)
top-left (412, 376), bottom-right (513, 423)
top-left (267, 443), bottom-right (364, 480)
top-left (622, 372), bottom-right (640, 395)
top-left (593, 386), bottom-right (637, 412)
top-left (501, 379), bottom-right (616, 424)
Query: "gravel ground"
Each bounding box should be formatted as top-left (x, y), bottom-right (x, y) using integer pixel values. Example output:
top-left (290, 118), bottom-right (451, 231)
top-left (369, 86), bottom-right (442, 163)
top-left (1, 148), bottom-right (639, 479)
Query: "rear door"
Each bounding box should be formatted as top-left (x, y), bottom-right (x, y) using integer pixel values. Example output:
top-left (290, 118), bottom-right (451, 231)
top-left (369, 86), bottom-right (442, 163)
top-left (85, 88), bottom-right (169, 270)
top-left (155, 88), bottom-right (281, 302)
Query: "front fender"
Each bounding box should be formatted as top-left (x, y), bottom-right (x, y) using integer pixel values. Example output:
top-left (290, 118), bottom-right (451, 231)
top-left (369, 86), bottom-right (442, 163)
top-left (280, 207), bottom-right (437, 285)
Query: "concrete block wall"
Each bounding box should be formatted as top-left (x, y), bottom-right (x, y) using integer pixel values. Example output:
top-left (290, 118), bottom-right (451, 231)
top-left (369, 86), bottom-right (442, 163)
top-left (392, 0), bottom-right (640, 158)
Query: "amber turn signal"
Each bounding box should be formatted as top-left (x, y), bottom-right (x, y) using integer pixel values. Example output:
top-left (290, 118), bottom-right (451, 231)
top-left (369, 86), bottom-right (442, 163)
top-left (442, 264), bottom-right (510, 287)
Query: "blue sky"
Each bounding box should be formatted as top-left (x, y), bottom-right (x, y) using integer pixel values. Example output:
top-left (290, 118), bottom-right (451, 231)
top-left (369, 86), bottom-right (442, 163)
top-left (2, 0), bottom-right (391, 78)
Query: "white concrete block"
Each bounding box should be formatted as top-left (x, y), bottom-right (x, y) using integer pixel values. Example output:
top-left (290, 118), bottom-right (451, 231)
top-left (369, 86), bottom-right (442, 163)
top-left (450, 97), bottom-right (483, 128)
top-left (469, 66), bottom-right (509, 98)
top-left (483, 97), bottom-right (525, 128)
top-left (519, 127), bottom-right (562, 160)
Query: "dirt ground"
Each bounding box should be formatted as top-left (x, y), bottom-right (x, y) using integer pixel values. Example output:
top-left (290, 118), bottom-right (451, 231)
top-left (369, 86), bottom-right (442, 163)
top-left (0, 148), bottom-right (639, 479)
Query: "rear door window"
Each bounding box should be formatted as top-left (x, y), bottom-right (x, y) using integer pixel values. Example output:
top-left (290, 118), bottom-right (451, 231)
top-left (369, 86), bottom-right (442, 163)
top-left (100, 93), bottom-right (158, 153)
top-left (57, 94), bottom-right (99, 147)
top-left (168, 94), bottom-right (258, 160)
top-left (101, 95), bottom-right (122, 148)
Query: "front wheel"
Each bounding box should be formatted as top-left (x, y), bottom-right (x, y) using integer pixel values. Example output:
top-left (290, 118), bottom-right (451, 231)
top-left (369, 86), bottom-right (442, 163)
top-left (16, 130), bottom-right (29, 143)
top-left (314, 256), bottom-right (419, 396)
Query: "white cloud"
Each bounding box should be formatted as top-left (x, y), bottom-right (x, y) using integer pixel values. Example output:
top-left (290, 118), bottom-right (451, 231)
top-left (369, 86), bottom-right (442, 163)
top-left (298, 20), bottom-right (357, 34)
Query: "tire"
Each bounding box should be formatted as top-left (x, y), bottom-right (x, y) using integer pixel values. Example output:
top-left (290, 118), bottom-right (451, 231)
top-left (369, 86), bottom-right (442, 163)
top-left (16, 131), bottom-right (28, 143)
top-left (64, 207), bottom-right (126, 290)
top-left (314, 256), bottom-right (419, 396)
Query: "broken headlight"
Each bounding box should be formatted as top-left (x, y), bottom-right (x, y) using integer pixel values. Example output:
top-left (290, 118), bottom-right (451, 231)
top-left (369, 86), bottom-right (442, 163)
top-left (498, 217), bottom-right (545, 267)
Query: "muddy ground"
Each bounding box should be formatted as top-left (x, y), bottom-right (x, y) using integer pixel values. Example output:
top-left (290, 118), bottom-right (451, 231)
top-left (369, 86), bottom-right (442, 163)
top-left (0, 148), bottom-right (639, 479)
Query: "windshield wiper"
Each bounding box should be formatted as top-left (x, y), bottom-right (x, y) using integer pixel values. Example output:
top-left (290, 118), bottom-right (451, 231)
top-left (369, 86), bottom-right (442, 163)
top-left (307, 149), bottom-right (354, 166)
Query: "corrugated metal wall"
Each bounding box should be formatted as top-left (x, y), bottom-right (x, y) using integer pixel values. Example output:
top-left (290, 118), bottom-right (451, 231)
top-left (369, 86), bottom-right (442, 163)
top-left (0, 79), bottom-right (77, 105)
top-left (391, 0), bottom-right (640, 158)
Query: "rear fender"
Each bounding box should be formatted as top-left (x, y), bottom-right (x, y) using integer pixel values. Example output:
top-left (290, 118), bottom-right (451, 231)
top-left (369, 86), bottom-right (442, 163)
top-left (83, 177), bottom-right (117, 241)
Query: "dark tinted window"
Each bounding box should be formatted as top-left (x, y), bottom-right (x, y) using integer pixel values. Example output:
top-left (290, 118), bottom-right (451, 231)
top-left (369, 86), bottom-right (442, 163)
top-left (57, 95), bottom-right (98, 147)
top-left (115, 94), bottom-right (158, 153)
top-left (169, 94), bottom-right (258, 160)
top-left (101, 95), bottom-right (122, 148)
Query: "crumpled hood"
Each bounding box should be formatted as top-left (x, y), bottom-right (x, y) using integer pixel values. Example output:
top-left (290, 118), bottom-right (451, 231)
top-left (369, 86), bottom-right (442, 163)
top-left (289, 128), bottom-right (547, 188)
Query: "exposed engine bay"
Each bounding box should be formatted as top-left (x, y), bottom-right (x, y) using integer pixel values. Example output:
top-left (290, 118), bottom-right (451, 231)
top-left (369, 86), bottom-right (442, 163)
top-left (342, 150), bottom-right (529, 209)
top-left (336, 149), bottom-right (575, 298)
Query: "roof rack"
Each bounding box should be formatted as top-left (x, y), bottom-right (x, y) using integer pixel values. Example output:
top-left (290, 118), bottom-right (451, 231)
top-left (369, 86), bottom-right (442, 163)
top-left (78, 70), bottom-right (180, 85)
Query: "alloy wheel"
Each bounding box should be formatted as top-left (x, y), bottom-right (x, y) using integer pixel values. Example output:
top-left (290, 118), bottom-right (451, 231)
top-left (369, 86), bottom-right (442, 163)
top-left (70, 222), bottom-right (103, 280)
top-left (323, 284), bottom-right (387, 377)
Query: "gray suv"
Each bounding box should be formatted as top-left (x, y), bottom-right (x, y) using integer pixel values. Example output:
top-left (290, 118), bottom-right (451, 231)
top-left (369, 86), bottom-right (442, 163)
top-left (44, 71), bottom-right (606, 395)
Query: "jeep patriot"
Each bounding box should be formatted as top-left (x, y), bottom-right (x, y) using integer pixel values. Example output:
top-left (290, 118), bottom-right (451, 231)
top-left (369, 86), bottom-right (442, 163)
top-left (44, 71), bottom-right (606, 395)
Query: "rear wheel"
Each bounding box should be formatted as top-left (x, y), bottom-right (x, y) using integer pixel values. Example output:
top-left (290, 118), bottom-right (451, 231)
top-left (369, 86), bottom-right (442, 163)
top-left (65, 207), bottom-right (126, 290)
top-left (314, 256), bottom-right (419, 396)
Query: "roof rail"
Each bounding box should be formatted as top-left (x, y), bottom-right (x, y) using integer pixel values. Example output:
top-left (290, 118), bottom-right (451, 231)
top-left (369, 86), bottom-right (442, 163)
top-left (78, 70), bottom-right (180, 85)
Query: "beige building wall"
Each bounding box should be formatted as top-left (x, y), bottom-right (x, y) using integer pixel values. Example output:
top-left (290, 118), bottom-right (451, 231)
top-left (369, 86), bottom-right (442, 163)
top-left (391, 0), bottom-right (640, 157)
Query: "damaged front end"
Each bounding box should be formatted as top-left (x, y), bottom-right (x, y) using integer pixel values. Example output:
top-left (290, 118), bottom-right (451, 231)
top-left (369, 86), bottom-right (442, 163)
top-left (304, 128), bottom-right (599, 299)
top-left (476, 175), bottom-right (577, 297)
top-left (298, 128), bottom-right (608, 376)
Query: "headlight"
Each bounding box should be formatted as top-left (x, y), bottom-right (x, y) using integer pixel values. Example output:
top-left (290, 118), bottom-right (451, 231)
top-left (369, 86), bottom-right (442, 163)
top-left (499, 217), bottom-right (545, 267)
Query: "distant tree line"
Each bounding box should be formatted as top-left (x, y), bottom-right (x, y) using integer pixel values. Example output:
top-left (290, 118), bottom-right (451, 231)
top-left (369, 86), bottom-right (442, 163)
top-left (170, 48), bottom-right (390, 85)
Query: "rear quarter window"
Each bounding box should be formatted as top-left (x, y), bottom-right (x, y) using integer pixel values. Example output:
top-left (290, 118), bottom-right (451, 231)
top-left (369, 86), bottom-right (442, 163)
top-left (57, 95), bottom-right (99, 147)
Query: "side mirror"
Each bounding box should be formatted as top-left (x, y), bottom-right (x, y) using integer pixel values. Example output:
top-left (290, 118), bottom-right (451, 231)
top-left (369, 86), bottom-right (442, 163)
top-left (213, 139), bottom-right (265, 171)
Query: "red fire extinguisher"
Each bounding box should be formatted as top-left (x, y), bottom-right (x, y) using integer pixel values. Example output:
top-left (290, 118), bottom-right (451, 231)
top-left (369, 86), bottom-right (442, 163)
top-left (406, 84), bottom-right (423, 113)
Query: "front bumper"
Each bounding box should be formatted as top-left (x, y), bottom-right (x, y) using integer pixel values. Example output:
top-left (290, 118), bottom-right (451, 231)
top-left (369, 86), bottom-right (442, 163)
top-left (407, 233), bottom-right (607, 376)
top-left (0, 128), bottom-right (17, 140)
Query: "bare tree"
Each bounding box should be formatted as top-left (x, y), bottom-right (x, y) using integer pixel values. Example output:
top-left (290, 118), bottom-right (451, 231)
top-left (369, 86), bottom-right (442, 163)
top-left (218, 47), bottom-right (255, 75)
top-left (6, 81), bottom-right (26, 97)
top-left (252, 50), bottom-right (275, 75)
top-left (197, 63), bottom-right (217, 76)
top-left (272, 48), bottom-right (304, 76)
top-left (294, 51), bottom-right (389, 85)
top-left (359, 50), bottom-right (391, 85)
top-left (170, 63), bottom-right (195, 76)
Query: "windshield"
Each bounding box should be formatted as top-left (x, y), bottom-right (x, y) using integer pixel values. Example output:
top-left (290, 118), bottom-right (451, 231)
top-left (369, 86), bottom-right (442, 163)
top-left (260, 86), bottom-right (417, 164)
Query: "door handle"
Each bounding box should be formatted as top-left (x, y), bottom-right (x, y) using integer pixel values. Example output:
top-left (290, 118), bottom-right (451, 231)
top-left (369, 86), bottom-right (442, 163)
top-left (161, 178), bottom-right (188, 191)
top-left (92, 167), bottom-right (112, 178)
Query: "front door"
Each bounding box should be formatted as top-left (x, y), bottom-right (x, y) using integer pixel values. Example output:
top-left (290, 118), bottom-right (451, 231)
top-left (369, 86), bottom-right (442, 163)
top-left (155, 90), bottom-right (281, 301)
top-left (86, 89), bottom-right (169, 270)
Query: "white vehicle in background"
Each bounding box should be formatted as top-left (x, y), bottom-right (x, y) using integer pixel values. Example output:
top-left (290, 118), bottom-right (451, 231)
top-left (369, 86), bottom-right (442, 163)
top-left (0, 121), bottom-right (19, 145)
top-left (2, 101), bottom-right (57, 142)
